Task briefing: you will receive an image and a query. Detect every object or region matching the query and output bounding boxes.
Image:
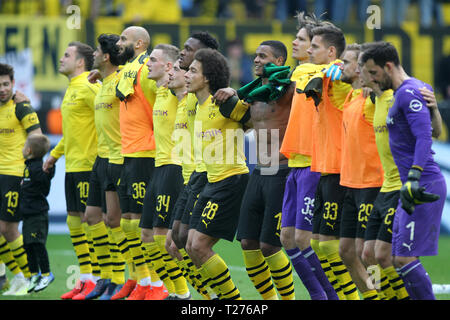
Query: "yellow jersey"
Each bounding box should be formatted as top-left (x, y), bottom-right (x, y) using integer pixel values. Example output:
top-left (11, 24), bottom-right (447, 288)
top-left (347, 88), bottom-right (376, 124)
top-left (153, 86), bottom-right (181, 167)
top-left (50, 72), bottom-right (100, 172)
top-left (94, 70), bottom-right (123, 164)
top-left (173, 95), bottom-right (196, 184)
top-left (194, 95), bottom-right (249, 183)
top-left (186, 93), bottom-right (206, 173)
top-left (0, 100), bottom-right (40, 176)
top-left (374, 90), bottom-right (402, 192)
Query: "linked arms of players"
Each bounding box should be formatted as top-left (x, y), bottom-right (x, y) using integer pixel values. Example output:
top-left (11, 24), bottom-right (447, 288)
top-left (212, 88), bottom-right (253, 128)
top-left (419, 87), bottom-right (442, 139)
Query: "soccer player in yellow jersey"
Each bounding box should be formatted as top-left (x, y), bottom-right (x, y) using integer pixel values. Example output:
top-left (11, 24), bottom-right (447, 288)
top-left (82, 33), bottom-right (128, 300)
top-left (166, 33), bottom-right (221, 300)
top-left (43, 42), bottom-right (100, 300)
top-left (171, 32), bottom-right (220, 260)
top-left (139, 44), bottom-right (191, 300)
top-left (165, 60), bottom-right (213, 299)
top-left (166, 60), bottom-right (195, 259)
top-left (184, 48), bottom-right (249, 300)
top-left (0, 63), bottom-right (41, 296)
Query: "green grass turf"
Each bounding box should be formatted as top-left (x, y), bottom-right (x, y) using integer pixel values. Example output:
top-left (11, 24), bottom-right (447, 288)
top-left (1, 234), bottom-right (449, 300)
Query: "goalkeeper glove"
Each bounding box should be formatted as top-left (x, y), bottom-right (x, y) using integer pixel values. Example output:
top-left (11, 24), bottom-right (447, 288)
top-left (399, 167), bottom-right (440, 215)
top-left (325, 62), bottom-right (343, 81)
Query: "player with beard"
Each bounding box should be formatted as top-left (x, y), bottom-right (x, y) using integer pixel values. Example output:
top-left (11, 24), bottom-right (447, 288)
top-left (0, 63), bottom-right (41, 296)
top-left (361, 42), bottom-right (446, 300)
top-left (108, 26), bottom-right (161, 300)
top-left (360, 43), bottom-right (440, 301)
top-left (81, 34), bottom-right (129, 300)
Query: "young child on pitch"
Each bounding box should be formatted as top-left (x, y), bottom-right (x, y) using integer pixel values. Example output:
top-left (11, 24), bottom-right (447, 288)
top-left (20, 134), bottom-right (55, 292)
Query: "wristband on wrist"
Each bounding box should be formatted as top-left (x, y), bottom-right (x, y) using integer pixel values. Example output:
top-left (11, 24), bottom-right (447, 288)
top-left (408, 166), bottom-right (423, 181)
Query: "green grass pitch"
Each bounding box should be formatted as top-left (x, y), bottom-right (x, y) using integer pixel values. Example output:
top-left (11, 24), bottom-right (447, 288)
top-left (1, 234), bottom-right (449, 300)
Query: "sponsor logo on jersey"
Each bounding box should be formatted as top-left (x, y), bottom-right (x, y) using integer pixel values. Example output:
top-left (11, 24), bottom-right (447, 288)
top-left (409, 99), bottom-right (423, 112)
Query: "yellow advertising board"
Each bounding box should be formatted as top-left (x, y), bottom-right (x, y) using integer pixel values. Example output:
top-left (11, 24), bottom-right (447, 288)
top-left (0, 16), bottom-right (79, 91)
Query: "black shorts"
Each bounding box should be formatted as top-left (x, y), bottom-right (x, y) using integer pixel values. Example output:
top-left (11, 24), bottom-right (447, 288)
top-left (106, 162), bottom-right (123, 192)
top-left (181, 171), bottom-right (208, 225)
top-left (236, 167), bottom-right (290, 247)
top-left (190, 173), bottom-right (249, 242)
top-left (118, 157), bottom-right (154, 214)
top-left (86, 157), bottom-right (109, 212)
top-left (65, 171), bottom-right (92, 213)
top-left (0, 174), bottom-right (22, 222)
top-left (365, 190), bottom-right (399, 243)
top-left (22, 213), bottom-right (49, 245)
top-left (140, 164), bottom-right (184, 229)
top-left (312, 174), bottom-right (346, 237)
top-left (340, 187), bottom-right (380, 239)
top-left (169, 184), bottom-right (190, 229)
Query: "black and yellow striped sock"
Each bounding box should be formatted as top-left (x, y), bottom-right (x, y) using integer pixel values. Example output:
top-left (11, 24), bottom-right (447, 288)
top-left (174, 249), bottom-right (192, 284)
top-left (197, 264), bottom-right (221, 298)
top-left (311, 238), bottom-right (345, 300)
top-left (110, 224), bottom-right (136, 281)
top-left (383, 265), bottom-right (410, 300)
top-left (154, 235), bottom-right (189, 296)
top-left (8, 235), bottom-right (30, 278)
top-left (319, 240), bottom-right (360, 300)
top-left (199, 254), bottom-right (241, 300)
top-left (375, 266), bottom-right (397, 300)
top-left (122, 219), bottom-right (149, 281)
top-left (143, 241), bottom-right (175, 293)
top-left (140, 240), bottom-right (154, 274)
top-left (84, 222), bottom-right (101, 279)
top-left (140, 242), bottom-right (161, 284)
top-left (0, 235), bottom-right (21, 276)
top-left (362, 289), bottom-right (380, 300)
top-left (243, 249), bottom-right (278, 300)
top-left (67, 215), bottom-right (92, 275)
top-left (265, 250), bottom-right (295, 300)
top-left (107, 227), bottom-right (126, 285)
top-left (173, 252), bottom-right (193, 288)
top-left (179, 248), bottom-right (210, 299)
top-left (110, 225), bottom-right (131, 263)
top-left (90, 221), bottom-right (113, 280)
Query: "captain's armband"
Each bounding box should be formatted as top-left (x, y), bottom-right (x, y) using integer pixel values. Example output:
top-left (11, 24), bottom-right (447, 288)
top-left (219, 95), bottom-right (251, 124)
